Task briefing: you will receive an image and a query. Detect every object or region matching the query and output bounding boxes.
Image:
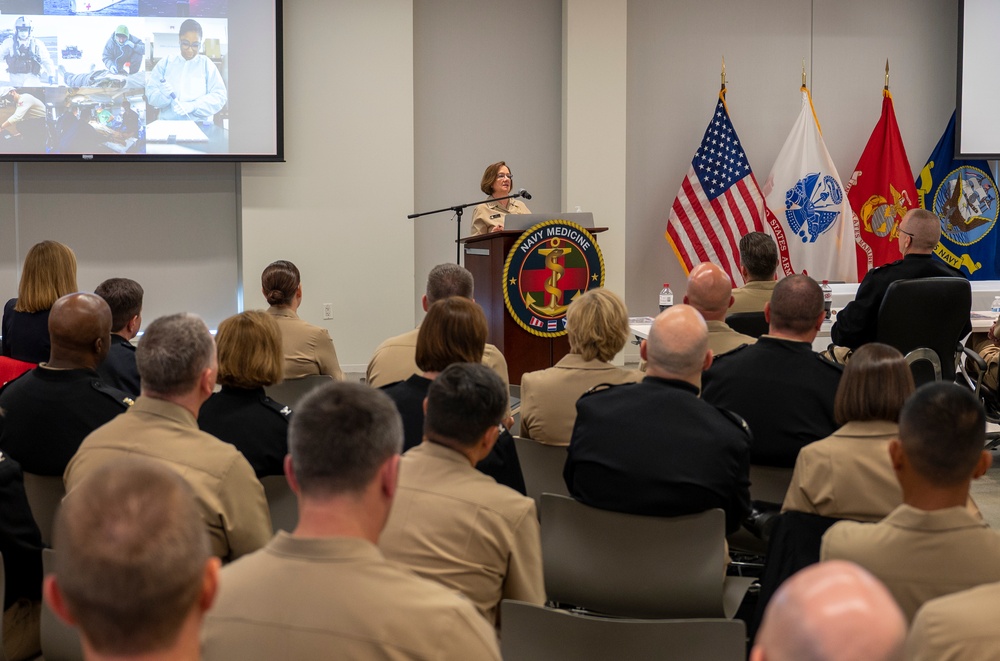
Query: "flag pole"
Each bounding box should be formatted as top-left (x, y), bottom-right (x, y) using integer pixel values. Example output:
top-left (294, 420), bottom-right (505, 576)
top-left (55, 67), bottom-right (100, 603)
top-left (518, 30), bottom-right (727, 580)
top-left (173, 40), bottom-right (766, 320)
top-left (802, 58), bottom-right (806, 88)
top-left (721, 56), bottom-right (726, 92)
top-left (884, 58), bottom-right (890, 91)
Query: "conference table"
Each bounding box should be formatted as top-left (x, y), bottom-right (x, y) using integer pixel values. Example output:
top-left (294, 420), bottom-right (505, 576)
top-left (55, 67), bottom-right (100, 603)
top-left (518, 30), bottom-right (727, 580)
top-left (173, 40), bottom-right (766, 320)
top-left (628, 310), bottom-right (995, 354)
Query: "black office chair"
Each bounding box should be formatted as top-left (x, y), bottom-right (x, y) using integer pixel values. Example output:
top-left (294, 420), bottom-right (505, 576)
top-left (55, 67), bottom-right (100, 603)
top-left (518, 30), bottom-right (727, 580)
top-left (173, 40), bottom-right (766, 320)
top-left (875, 277), bottom-right (972, 385)
top-left (724, 311), bottom-right (768, 338)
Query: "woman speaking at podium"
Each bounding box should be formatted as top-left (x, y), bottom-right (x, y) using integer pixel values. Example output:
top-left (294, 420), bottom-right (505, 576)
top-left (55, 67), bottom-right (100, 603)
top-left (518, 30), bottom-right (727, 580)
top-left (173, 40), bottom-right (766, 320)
top-left (471, 161), bottom-right (531, 235)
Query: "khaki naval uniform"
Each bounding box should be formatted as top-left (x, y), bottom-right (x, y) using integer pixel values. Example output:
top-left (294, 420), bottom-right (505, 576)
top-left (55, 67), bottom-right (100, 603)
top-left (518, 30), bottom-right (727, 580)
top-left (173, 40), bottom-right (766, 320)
top-left (706, 319), bottom-right (756, 357)
top-left (201, 533), bottom-right (500, 661)
top-left (520, 353), bottom-right (641, 446)
top-left (366, 326), bottom-right (510, 392)
top-left (782, 420), bottom-right (901, 522)
top-left (379, 442), bottom-right (545, 626)
top-left (729, 280), bottom-right (777, 314)
top-left (821, 505), bottom-right (1000, 622)
top-left (471, 198), bottom-right (530, 235)
top-left (907, 581), bottom-right (1000, 661)
top-left (265, 306), bottom-right (344, 381)
top-left (64, 397), bottom-right (271, 563)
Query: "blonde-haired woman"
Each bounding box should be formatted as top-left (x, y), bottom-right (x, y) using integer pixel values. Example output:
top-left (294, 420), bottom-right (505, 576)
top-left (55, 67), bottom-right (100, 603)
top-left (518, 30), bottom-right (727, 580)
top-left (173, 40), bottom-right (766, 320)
top-left (520, 288), bottom-right (642, 445)
top-left (199, 310), bottom-right (289, 478)
top-left (2, 240), bottom-right (77, 363)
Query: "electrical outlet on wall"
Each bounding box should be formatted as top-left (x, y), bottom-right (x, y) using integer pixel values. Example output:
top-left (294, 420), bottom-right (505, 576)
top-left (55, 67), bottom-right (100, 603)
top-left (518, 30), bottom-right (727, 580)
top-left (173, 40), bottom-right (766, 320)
top-left (323, 303), bottom-right (333, 320)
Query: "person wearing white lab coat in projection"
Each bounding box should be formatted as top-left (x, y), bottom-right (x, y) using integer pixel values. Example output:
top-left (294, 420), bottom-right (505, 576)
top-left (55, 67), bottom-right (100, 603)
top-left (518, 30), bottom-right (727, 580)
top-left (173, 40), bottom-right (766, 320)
top-left (145, 19), bottom-right (226, 123)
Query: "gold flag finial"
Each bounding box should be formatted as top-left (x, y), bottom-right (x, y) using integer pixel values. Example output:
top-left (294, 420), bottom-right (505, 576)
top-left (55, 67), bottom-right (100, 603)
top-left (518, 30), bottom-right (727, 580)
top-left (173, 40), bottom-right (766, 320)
top-left (721, 56), bottom-right (726, 90)
top-left (884, 58), bottom-right (890, 90)
top-left (802, 58), bottom-right (806, 87)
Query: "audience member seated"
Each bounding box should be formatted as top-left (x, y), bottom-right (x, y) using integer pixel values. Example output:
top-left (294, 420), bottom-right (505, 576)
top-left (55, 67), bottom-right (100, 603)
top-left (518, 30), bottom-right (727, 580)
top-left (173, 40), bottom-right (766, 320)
top-left (45, 459), bottom-right (219, 661)
top-left (821, 383), bottom-right (1000, 622)
top-left (94, 277), bottom-right (143, 397)
top-left (380, 298), bottom-right (523, 491)
top-left (907, 580), bottom-right (1000, 660)
top-left (730, 232), bottom-right (779, 314)
top-left (751, 560), bottom-right (906, 661)
top-left (0, 293), bottom-right (132, 476)
top-left (201, 382), bottom-right (500, 660)
top-left (831, 208), bottom-right (969, 351)
top-left (382, 297), bottom-right (488, 451)
top-left (703, 274), bottom-right (842, 468)
top-left (366, 263), bottom-right (509, 392)
top-left (685, 262), bottom-right (756, 357)
top-left (1, 240), bottom-right (77, 364)
top-left (65, 313), bottom-right (271, 563)
top-left (261, 260), bottom-right (344, 381)
top-left (971, 314), bottom-right (1000, 393)
top-left (520, 288), bottom-right (641, 445)
top-left (782, 343), bottom-right (913, 522)
top-left (199, 311), bottom-right (290, 479)
top-left (0, 453), bottom-right (43, 661)
top-left (379, 363), bottom-right (544, 627)
top-left (564, 304), bottom-right (751, 535)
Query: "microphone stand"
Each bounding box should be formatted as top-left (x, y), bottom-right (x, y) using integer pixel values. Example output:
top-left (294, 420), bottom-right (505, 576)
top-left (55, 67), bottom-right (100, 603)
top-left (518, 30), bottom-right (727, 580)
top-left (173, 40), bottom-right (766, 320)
top-left (409, 191), bottom-right (528, 264)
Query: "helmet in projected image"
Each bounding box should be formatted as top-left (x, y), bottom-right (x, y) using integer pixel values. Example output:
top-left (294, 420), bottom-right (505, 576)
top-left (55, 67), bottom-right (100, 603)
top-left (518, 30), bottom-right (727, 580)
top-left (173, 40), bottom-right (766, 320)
top-left (115, 25), bottom-right (129, 37)
top-left (14, 17), bottom-right (30, 32)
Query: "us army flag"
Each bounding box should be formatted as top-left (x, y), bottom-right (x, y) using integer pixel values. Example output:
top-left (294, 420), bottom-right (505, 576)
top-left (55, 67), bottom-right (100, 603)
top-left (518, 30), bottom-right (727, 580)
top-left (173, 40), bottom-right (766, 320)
top-left (916, 111), bottom-right (999, 280)
top-left (762, 86), bottom-right (857, 282)
top-left (846, 89), bottom-right (917, 280)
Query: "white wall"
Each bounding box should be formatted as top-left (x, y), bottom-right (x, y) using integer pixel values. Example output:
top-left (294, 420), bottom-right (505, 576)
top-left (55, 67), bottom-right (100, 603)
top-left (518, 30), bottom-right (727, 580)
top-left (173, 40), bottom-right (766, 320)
top-left (412, 0), bottom-right (563, 323)
top-left (240, 0), bottom-right (415, 372)
top-left (563, 0), bottom-right (628, 364)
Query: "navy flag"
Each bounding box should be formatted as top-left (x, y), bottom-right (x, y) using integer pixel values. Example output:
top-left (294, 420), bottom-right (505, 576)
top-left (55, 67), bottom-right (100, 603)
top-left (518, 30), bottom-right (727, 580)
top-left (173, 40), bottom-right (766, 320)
top-left (916, 112), bottom-right (1000, 279)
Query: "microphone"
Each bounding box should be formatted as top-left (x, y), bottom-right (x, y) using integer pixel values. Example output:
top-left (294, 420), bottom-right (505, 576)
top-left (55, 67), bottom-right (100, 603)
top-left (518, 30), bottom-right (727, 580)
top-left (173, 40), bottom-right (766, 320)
top-left (518, 188), bottom-right (533, 200)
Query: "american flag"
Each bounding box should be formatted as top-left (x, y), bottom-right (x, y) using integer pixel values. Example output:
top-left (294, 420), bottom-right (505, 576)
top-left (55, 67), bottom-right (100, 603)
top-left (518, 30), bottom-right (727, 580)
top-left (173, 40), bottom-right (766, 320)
top-left (666, 90), bottom-right (774, 286)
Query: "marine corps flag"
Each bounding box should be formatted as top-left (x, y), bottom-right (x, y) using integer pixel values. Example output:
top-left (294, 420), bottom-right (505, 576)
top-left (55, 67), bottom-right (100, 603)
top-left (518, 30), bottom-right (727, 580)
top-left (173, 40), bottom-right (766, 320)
top-left (762, 86), bottom-right (857, 282)
top-left (916, 112), bottom-right (999, 280)
top-left (846, 88), bottom-right (917, 280)
top-left (666, 87), bottom-right (774, 286)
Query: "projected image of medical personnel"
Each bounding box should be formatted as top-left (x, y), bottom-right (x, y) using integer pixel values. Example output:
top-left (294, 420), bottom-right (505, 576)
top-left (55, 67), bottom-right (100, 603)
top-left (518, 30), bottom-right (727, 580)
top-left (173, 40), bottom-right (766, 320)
top-left (145, 19), bottom-right (226, 123)
top-left (102, 25), bottom-right (144, 76)
top-left (0, 17), bottom-right (54, 87)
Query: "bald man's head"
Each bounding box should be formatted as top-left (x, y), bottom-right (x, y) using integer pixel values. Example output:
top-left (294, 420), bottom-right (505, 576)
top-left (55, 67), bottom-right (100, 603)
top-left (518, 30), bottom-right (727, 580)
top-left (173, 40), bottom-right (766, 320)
top-left (752, 561), bottom-right (906, 661)
top-left (643, 304), bottom-right (710, 382)
top-left (685, 263), bottom-right (734, 320)
top-left (48, 293), bottom-right (112, 369)
top-left (898, 208), bottom-right (941, 254)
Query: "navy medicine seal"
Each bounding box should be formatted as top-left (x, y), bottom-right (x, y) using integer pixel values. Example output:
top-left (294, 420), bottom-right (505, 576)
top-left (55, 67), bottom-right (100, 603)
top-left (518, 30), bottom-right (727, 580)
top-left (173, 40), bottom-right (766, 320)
top-left (502, 219), bottom-right (605, 338)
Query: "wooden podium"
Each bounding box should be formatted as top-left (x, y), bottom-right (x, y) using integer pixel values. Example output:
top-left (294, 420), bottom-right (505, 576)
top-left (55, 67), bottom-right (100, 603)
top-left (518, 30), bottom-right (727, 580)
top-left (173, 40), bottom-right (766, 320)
top-left (460, 227), bottom-right (607, 385)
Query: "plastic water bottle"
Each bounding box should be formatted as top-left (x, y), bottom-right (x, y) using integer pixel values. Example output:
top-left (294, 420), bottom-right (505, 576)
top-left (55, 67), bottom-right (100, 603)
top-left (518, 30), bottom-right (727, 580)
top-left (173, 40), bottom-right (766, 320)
top-left (991, 296), bottom-right (1000, 314)
top-left (822, 280), bottom-right (833, 320)
top-left (658, 284), bottom-right (673, 313)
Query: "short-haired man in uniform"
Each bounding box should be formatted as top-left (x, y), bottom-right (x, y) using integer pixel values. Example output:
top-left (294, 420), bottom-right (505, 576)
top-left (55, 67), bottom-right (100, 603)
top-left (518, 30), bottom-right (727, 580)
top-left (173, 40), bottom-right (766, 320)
top-left (564, 304), bottom-right (751, 535)
top-left (65, 313), bottom-right (271, 563)
top-left (45, 459), bottom-right (219, 661)
top-left (0, 293), bottom-right (132, 477)
top-left (201, 382), bottom-right (501, 660)
top-left (730, 232), bottom-right (779, 314)
top-left (821, 382), bottom-right (1000, 622)
top-left (702, 274), bottom-right (842, 468)
top-left (94, 277), bottom-right (143, 397)
top-left (0, 88), bottom-right (48, 151)
top-left (379, 363), bottom-right (544, 628)
top-left (685, 262), bottom-right (756, 357)
top-left (831, 208), bottom-right (969, 350)
top-left (366, 263), bottom-right (509, 391)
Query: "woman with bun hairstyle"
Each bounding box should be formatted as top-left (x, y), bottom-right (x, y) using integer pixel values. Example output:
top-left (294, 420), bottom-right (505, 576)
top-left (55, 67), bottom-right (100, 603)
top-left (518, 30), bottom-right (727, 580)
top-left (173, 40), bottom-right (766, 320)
top-left (261, 260), bottom-right (343, 381)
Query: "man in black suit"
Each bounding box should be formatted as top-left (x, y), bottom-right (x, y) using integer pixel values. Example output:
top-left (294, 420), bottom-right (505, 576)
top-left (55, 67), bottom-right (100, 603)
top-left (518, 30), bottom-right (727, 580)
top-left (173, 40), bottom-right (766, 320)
top-left (702, 274), bottom-right (842, 468)
top-left (831, 208), bottom-right (969, 350)
top-left (564, 304), bottom-right (751, 534)
top-left (0, 293), bottom-right (132, 476)
top-left (94, 278), bottom-right (143, 397)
